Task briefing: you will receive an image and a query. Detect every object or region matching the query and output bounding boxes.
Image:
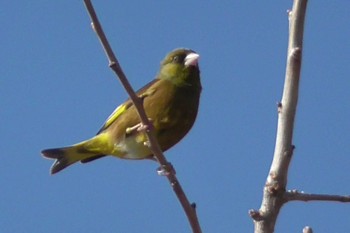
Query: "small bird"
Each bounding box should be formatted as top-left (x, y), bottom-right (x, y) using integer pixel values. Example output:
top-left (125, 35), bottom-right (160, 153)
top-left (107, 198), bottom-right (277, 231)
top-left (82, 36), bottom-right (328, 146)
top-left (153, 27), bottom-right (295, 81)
top-left (42, 48), bottom-right (201, 174)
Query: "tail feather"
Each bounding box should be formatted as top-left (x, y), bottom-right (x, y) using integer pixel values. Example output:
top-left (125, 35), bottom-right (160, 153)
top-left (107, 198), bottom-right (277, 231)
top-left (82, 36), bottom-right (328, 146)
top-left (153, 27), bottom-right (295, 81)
top-left (81, 155), bottom-right (106, 163)
top-left (41, 147), bottom-right (81, 174)
top-left (41, 145), bottom-right (106, 174)
top-left (42, 133), bottom-right (114, 174)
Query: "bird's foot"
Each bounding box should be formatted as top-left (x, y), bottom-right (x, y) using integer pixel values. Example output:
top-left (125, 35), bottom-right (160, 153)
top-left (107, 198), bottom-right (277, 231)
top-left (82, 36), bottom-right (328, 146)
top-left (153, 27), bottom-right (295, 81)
top-left (125, 123), bottom-right (146, 135)
top-left (126, 119), bottom-right (152, 135)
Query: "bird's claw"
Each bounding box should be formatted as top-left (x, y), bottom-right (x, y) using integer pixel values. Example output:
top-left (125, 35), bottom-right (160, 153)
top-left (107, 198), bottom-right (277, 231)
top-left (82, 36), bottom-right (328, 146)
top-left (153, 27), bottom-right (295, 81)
top-left (126, 119), bottom-right (153, 135)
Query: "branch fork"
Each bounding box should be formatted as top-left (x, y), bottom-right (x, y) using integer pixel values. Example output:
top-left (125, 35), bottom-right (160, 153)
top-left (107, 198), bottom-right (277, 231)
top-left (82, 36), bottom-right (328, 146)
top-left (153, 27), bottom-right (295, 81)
top-left (252, 1), bottom-right (350, 232)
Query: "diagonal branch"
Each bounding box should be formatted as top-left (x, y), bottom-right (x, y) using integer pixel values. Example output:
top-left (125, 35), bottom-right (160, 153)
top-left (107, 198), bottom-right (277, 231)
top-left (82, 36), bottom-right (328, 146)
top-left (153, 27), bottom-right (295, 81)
top-left (82, 1), bottom-right (202, 233)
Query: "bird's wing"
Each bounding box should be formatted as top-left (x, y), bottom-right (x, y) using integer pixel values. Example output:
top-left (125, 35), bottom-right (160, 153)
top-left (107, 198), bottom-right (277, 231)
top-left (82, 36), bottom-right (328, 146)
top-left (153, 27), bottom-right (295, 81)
top-left (96, 79), bottom-right (160, 134)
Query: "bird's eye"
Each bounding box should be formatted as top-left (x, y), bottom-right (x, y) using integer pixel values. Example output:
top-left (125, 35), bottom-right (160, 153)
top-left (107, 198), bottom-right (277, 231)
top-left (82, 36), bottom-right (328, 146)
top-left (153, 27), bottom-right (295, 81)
top-left (172, 56), bottom-right (180, 63)
top-left (171, 55), bottom-right (186, 64)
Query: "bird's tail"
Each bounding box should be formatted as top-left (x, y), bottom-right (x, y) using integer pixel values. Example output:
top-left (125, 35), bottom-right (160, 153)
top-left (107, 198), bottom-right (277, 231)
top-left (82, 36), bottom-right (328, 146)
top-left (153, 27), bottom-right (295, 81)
top-left (41, 134), bottom-right (112, 174)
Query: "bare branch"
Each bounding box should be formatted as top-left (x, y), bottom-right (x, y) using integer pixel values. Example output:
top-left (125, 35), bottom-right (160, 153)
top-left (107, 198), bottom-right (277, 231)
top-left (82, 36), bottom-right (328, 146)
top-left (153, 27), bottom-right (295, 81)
top-left (252, 1), bottom-right (308, 232)
top-left (82, 1), bottom-right (202, 232)
top-left (285, 190), bottom-right (350, 203)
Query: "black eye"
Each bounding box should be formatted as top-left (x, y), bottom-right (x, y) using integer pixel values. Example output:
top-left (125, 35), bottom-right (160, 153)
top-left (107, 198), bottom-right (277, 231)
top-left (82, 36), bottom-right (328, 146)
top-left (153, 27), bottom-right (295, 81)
top-left (172, 55), bottom-right (180, 63)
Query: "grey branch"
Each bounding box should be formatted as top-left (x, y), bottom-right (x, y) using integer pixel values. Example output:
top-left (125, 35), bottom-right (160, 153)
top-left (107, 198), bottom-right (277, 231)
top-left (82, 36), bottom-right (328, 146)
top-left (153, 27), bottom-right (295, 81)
top-left (252, 0), bottom-right (308, 232)
top-left (285, 190), bottom-right (350, 203)
top-left (82, 1), bottom-right (202, 233)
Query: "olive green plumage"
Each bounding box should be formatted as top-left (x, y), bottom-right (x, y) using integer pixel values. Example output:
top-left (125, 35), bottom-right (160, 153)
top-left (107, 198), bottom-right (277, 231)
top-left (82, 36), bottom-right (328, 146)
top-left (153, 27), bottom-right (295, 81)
top-left (42, 48), bottom-right (201, 174)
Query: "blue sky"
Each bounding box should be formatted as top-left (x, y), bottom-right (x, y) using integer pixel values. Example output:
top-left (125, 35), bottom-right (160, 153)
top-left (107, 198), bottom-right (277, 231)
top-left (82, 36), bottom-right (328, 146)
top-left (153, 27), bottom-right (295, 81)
top-left (2, 1), bottom-right (350, 232)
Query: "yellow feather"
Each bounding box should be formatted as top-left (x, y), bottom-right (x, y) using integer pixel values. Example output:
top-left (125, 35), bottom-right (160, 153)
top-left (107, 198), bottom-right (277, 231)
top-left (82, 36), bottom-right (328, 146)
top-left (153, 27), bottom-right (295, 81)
top-left (101, 104), bottom-right (128, 131)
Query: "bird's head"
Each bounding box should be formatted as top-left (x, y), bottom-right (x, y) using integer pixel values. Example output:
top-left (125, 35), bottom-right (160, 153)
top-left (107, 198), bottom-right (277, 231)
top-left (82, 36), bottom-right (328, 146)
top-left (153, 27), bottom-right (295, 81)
top-left (159, 48), bottom-right (201, 88)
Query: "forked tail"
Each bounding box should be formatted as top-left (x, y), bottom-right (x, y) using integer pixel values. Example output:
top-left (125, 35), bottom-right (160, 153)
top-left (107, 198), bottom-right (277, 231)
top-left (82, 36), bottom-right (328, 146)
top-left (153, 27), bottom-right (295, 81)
top-left (42, 143), bottom-right (105, 174)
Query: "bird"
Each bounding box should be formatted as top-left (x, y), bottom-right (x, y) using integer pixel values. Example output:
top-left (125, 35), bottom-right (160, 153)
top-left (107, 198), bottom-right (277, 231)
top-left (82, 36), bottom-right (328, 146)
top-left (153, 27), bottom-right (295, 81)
top-left (41, 48), bottom-right (202, 174)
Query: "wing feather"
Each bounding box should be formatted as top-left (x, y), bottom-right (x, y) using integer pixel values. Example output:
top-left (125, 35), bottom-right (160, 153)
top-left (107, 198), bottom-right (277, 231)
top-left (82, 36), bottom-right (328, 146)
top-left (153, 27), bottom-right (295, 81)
top-left (96, 79), bottom-right (160, 134)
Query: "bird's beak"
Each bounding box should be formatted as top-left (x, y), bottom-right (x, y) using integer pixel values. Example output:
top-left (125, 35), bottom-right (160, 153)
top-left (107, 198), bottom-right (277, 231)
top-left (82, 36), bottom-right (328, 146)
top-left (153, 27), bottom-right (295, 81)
top-left (184, 53), bottom-right (200, 67)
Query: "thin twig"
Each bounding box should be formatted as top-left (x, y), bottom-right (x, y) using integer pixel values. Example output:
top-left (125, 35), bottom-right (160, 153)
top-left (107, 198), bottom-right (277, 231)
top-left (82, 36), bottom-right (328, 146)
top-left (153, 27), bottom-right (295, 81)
top-left (285, 190), bottom-right (350, 203)
top-left (82, 1), bottom-right (202, 232)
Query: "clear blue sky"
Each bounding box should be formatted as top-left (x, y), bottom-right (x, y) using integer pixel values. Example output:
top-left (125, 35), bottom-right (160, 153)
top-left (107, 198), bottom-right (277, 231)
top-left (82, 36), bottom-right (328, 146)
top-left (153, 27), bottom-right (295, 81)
top-left (2, 1), bottom-right (350, 232)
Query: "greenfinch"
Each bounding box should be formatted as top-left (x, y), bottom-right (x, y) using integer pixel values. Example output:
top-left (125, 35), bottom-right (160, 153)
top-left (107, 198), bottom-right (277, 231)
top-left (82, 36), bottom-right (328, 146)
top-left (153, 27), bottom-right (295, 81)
top-left (42, 48), bottom-right (201, 174)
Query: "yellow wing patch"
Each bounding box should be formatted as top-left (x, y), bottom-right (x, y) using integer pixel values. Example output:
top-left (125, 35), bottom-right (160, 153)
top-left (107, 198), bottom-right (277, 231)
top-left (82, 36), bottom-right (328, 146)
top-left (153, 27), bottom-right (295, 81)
top-left (97, 103), bottom-right (128, 134)
top-left (96, 79), bottom-right (160, 135)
